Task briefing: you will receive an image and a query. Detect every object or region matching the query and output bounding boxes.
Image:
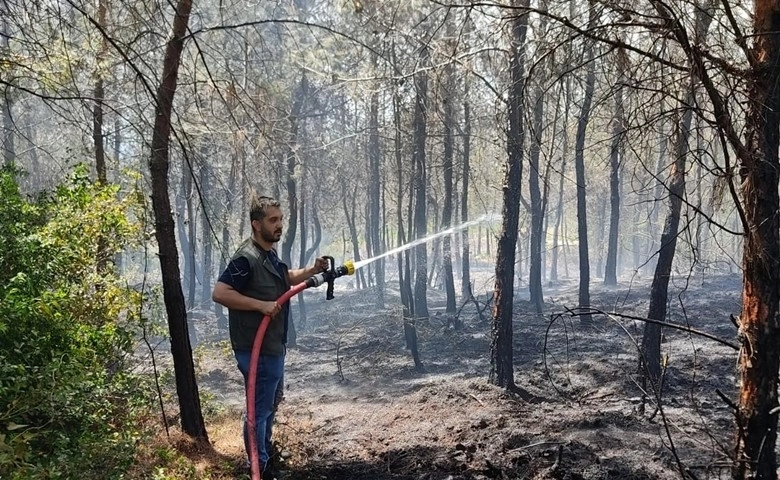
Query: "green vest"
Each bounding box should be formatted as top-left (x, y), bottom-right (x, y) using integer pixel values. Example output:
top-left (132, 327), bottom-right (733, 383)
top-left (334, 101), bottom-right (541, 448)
top-left (227, 238), bottom-right (290, 355)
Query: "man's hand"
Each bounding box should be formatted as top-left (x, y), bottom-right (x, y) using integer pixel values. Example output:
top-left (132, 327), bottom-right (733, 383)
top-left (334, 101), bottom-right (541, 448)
top-left (258, 300), bottom-right (282, 317)
top-left (314, 257), bottom-right (328, 273)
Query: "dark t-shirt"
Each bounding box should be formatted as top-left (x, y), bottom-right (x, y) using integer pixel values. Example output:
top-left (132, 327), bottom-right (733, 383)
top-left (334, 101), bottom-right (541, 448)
top-left (218, 256), bottom-right (251, 290)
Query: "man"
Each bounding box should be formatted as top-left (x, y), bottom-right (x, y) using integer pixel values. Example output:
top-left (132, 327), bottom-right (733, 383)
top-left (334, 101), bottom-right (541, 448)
top-left (213, 194), bottom-right (326, 479)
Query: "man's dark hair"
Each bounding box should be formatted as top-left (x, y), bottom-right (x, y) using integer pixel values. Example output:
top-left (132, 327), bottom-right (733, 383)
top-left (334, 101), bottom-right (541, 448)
top-left (249, 194), bottom-right (280, 222)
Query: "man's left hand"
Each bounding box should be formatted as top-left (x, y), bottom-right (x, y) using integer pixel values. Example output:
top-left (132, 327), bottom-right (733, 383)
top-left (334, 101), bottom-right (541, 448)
top-left (314, 257), bottom-right (328, 273)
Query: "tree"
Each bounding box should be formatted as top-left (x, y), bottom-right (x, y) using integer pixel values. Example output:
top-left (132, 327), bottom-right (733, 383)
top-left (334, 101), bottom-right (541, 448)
top-left (603, 46), bottom-right (627, 286)
top-left (412, 44), bottom-right (430, 321)
top-left (573, 0), bottom-right (597, 325)
top-left (147, 0), bottom-right (207, 441)
top-left (639, 2), bottom-right (715, 399)
top-left (441, 36), bottom-right (457, 314)
top-left (490, 0), bottom-right (529, 389)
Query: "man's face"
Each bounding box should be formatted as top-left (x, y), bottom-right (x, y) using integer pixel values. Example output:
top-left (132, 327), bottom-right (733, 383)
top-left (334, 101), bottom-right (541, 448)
top-left (253, 206), bottom-right (283, 243)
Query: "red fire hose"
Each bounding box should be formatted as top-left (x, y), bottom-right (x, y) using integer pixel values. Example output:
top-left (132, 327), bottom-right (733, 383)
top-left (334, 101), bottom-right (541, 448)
top-left (246, 258), bottom-right (354, 480)
top-left (246, 281), bottom-right (307, 479)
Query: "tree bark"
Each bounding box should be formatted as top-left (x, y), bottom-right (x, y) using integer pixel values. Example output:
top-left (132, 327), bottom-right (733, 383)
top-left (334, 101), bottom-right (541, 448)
top-left (732, 3), bottom-right (780, 477)
top-left (641, 1), bottom-right (714, 399)
top-left (368, 64), bottom-right (384, 307)
top-left (200, 161), bottom-right (213, 306)
top-left (441, 57), bottom-right (456, 313)
top-left (280, 73), bottom-right (308, 266)
top-left (412, 45), bottom-right (430, 321)
top-left (573, 0), bottom-right (597, 325)
top-left (604, 47), bottom-right (627, 286)
top-left (460, 94), bottom-right (472, 300)
top-left (1, 15), bottom-right (13, 168)
top-left (490, 0), bottom-right (528, 389)
top-left (147, 0), bottom-right (207, 441)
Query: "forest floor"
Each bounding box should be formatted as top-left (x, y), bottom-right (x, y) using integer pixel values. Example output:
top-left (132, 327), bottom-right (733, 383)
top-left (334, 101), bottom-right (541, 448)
top-left (177, 267), bottom-right (748, 480)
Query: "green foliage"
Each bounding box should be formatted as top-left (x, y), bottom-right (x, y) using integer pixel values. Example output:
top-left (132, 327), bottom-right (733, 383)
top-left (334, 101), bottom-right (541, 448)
top-left (0, 165), bottom-right (152, 479)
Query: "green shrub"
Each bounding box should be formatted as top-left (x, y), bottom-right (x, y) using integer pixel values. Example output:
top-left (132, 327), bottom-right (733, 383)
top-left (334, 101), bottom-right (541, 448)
top-left (0, 165), bottom-right (152, 479)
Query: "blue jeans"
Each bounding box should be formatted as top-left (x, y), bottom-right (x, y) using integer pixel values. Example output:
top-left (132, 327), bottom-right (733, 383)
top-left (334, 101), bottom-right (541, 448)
top-left (234, 350), bottom-right (285, 470)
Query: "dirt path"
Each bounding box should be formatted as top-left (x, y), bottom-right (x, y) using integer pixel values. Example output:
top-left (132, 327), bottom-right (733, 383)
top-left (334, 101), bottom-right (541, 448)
top-left (194, 273), bottom-right (747, 479)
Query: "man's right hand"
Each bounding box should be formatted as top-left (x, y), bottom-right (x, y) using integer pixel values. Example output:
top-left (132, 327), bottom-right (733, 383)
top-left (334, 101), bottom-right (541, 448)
top-left (258, 300), bottom-right (282, 317)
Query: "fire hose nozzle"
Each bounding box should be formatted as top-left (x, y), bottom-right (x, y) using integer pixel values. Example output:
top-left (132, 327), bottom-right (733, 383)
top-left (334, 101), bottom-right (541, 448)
top-left (304, 259), bottom-right (355, 299)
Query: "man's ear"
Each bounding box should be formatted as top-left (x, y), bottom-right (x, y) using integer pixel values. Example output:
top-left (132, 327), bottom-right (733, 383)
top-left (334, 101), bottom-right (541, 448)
top-left (250, 219), bottom-right (260, 232)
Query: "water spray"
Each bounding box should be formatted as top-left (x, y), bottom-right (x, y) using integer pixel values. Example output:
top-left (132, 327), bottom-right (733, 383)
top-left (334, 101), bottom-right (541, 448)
top-left (247, 256), bottom-right (354, 480)
top-left (352, 213), bottom-right (498, 270)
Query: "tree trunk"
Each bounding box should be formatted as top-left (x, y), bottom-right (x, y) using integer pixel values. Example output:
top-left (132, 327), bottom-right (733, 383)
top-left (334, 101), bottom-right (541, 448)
top-left (573, 0), bottom-right (597, 325)
top-left (732, 3), bottom-right (780, 477)
top-left (460, 94), bottom-right (472, 300)
top-left (92, 0), bottom-right (107, 184)
top-left (341, 178), bottom-right (366, 288)
top-left (1, 15), bottom-right (13, 168)
top-left (185, 162), bottom-right (197, 309)
top-left (368, 69), bottom-right (384, 307)
top-left (490, 0), bottom-right (528, 389)
top-left (295, 157), bottom-right (308, 339)
top-left (412, 46), bottom-right (430, 321)
top-left (528, 72), bottom-right (544, 315)
top-left (280, 73), bottom-right (308, 266)
top-left (441, 59), bottom-right (456, 313)
top-left (641, 2), bottom-right (714, 397)
top-left (200, 162), bottom-right (212, 306)
top-left (147, 0), bottom-right (207, 441)
top-left (604, 47), bottom-right (627, 286)
top-left (550, 75), bottom-right (571, 285)
top-left (303, 196), bottom-right (321, 265)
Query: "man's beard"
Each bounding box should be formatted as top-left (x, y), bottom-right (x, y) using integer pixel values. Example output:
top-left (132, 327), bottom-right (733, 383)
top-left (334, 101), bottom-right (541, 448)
top-left (261, 226), bottom-right (282, 243)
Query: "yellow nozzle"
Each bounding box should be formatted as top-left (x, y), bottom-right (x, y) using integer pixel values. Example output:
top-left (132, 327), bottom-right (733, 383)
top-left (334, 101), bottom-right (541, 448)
top-left (343, 260), bottom-right (355, 276)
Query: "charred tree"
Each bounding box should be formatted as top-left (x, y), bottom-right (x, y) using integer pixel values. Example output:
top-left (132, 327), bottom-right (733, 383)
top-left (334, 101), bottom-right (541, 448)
top-left (604, 47), bottom-right (627, 286)
top-left (412, 45), bottom-right (430, 321)
top-left (490, 0), bottom-right (528, 389)
top-left (280, 73), bottom-right (308, 267)
top-left (147, 0), bottom-right (207, 441)
top-left (441, 58), bottom-right (457, 313)
top-left (640, 2), bottom-right (714, 400)
top-left (368, 67), bottom-right (385, 307)
top-left (460, 92), bottom-right (472, 300)
top-left (573, 0), bottom-right (597, 325)
top-left (199, 162), bottom-right (213, 306)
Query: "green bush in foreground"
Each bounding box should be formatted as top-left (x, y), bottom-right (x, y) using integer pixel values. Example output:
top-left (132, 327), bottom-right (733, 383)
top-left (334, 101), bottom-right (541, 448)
top-left (0, 166), bottom-right (153, 479)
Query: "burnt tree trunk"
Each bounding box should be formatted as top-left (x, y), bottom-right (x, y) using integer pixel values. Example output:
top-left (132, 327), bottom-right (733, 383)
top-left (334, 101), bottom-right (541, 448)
top-left (280, 73), bottom-right (308, 266)
top-left (573, 0), bottom-right (597, 325)
top-left (641, 2), bottom-right (714, 397)
top-left (441, 58), bottom-right (456, 314)
top-left (185, 161), bottom-right (197, 308)
top-left (460, 94), bottom-right (472, 300)
top-left (368, 71), bottom-right (385, 307)
top-left (147, 0), bottom-right (207, 441)
top-left (200, 162), bottom-right (213, 306)
top-left (490, 0), bottom-right (528, 389)
top-left (733, 4), bottom-right (780, 478)
top-left (604, 47), bottom-right (627, 286)
top-left (412, 45), bottom-right (430, 321)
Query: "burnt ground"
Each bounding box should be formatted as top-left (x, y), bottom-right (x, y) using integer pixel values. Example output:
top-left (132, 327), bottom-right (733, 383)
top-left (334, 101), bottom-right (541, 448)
top-left (191, 270), bottom-right (748, 480)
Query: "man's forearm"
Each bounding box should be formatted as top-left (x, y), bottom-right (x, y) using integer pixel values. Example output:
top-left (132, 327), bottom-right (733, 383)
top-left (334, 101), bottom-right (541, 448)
top-left (287, 266), bottom-right (317, 285)
top-left (213, 282), bottom-right (262, 311)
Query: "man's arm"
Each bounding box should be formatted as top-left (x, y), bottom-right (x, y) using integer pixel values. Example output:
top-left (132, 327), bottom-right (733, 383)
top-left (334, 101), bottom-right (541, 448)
top-left (213, 257), bottom-right (281, 317)
top-left (213, 281), bottom-right (274, 314)
top-left (287, 257), bottom-right (328, 285)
